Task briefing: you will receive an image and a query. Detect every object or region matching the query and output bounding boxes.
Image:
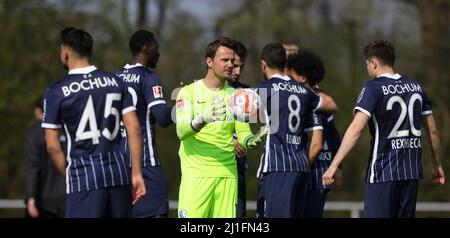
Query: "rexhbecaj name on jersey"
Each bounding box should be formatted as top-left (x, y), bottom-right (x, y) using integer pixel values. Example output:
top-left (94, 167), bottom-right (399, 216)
top-left (391, 137), bottom-right (422, 150)
top-left (381, 83), bottom-right (422, 95)
top-left (62, 76), bottom-right (119, 97)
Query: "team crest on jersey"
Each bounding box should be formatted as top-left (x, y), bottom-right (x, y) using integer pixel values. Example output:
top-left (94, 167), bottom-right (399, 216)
top-left (177, 98), bottom-right (185, 111)
top-left (152, 86), bottom-right (163, 98)
top-left (179, 210), bottom-right (187, 218)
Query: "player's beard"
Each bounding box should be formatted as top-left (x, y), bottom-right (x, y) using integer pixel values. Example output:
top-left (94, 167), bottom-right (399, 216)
top-left (62, 63), bottom-right (68, 71)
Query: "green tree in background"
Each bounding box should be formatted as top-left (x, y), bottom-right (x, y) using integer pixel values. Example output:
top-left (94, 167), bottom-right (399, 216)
top-left (0, 0), bottom-right (448, 217)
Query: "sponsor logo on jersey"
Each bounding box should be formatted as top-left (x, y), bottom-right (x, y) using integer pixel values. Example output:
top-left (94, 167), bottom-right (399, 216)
top-left (153, 86), bottom-right (163, 98)
top-left (177, 98), bottom-right (185, 111)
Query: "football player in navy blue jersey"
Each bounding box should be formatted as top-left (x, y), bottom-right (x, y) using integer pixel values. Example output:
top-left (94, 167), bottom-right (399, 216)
top-left (227, 40), bottom-right (251, 218)
top-left (116, 30), bottom-right (173, 218)
top-left (287, 50), bottom-right (343, 218)
top-left (255, 43), bottom-right (337, 218)
top-left (323, 40), bottom-right (445, 218)
top-left (43, 27), bottom-right (145, 218)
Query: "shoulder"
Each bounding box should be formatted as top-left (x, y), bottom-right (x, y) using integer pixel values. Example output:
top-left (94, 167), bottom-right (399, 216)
top-left (255, 80), bottom-right (271, 89)
top-left (178, 80), bottom-right (197, 96)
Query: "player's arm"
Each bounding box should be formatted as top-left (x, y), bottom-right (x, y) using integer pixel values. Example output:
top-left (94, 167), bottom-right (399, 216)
top-left (150, 104), bottom-right (173, 128)
top-left (305, 112), bottom-right (324, 165)
top-left (317, 91), bottom-right (337, 114)
top-left (422, 114), bottom-right (445, 185)
top-left (122, 111), bottom-right (146, 204)
top-left (143, 76), bottom-right (173, 128)
top-left (306, 129), bottom-right (323, 165)
top-left (235, 121), bottom-right (255, 149)
top-left (322, 112), bottom-right (368, 186)
top-left (45, 129), bottom-right (66, 176)
top-left (176, 87), bottom-right (196, 140)
top-left (176, 87), bottom-right (227, 140)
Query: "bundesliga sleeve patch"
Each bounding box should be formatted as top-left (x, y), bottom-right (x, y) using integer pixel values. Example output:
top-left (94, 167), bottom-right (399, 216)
top-left (152, 86), bottom-right (163, 98)
top-left (177, 98), bottom-right (185, 111)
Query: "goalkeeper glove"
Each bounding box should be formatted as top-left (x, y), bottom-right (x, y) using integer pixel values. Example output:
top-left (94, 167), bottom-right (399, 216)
top-left (246, 124), bottom-right (269, 149)
top-left (191, 97), bottom-right (227, 131)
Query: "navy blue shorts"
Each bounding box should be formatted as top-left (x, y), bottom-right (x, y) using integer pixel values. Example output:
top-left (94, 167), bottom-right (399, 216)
top-left (132, 166), bottom-right (169, 218)
top-left (304, 187), bottom-right (329, 218)
top-left (236, 156), bottom-right (247, 218)
top-left (256, 171), bottom-right (309, 218)
top-left (364, 180), bottom-right (418, 218)
top-left (65, 186), bottom-right (132, 218)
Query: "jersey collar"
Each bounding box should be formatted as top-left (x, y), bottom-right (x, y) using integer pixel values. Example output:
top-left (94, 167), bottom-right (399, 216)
top-left (123, 63), bottom-right (144, 69)
top-left (269, 73), bottom-right (291, 81)
top-left (380, 73), bottom-right (401, 80)
top-left (68, 65), bottom-right (97, 75)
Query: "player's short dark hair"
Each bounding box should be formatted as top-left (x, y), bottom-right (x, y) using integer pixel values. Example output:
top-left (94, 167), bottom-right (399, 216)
top-left (34, 96), bottom-right (43, 111)
top-left (364, 40), bottom-right (395, 67)
top-left (205, 37), bottom-right (235, 59)
top-left (129, 30), bottom-right (157, 56)
top-left (233, 40), bottom-right (248, 61)
top-left (61, 27), bottom-right (93, 57)
top-left (261, 43), bottom-right (286, 71)
top-left (286, 49), bottom-right (325, 86)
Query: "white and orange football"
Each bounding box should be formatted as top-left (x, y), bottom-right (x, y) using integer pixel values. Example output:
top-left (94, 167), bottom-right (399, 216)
top-left (228, 88), bottom-right (261, 122)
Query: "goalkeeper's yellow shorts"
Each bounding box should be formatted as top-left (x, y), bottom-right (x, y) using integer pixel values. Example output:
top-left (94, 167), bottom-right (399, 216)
top-left (178, 177), bottom-right (237, 218)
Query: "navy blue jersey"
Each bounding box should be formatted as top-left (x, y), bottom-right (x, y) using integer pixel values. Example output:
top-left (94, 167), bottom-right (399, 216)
top-left (116, 64), bottom-right (168, 167)
top-left (42, 66), bottom-right (135, 194)
top-left (309, 112), bottom-right (341, 189)
top-left (256, 75), bottom-right (322, 177)
top-left (354, 73), bottom-right (432, 183)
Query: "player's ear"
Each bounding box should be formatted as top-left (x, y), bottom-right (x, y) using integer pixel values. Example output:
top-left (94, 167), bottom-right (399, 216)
top-left (260, 60), bottom-right (268, 72)
top-left (206, 57), bottom-right (214, 68)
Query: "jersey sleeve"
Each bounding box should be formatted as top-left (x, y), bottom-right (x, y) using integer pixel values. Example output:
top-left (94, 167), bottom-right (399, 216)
top-left (420, 86), bottom-right (433, 115)
top-left (143, 73), bottom-right (167, 109)
top-left (120, 78), bottom-right (136, 115)
top-left (41, 88), bottom-right (62, 129)
top-left (307, 87), bottom-right (322, 112)
top-left (304, 111), bottom-right (323, 132)
top-left (176, 86), bottom-right (194, 140)
top-left (353, 82), bottom-right (378, 118)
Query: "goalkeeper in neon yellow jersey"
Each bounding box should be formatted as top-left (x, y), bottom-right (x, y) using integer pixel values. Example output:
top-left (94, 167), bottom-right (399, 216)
top-left (176, 37), bottom-right (267, 218)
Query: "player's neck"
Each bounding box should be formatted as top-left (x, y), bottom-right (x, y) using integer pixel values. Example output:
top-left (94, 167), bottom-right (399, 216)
top-left (68, 58), bottom-right (91, 71)
top-left (132, 55), bottom-right (148, 68)
top-left (375, 67), bottom-right (395, 78)
top-left (203, 72), bottom-right (225, 89)
top-left (265, 68), bottom-right (285, 80)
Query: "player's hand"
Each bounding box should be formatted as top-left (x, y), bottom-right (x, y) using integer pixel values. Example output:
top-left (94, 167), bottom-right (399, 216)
top-left (191, 97), bottom-right (226, 131)
top-left (332, 168), bottom-right (343, 192)
top-left (202, 97), bottom-right (227, 123)
top-left (432, 165), bottom-right (445, 185)
top-left (234, 138), bottom-right (247, 158)
top-left (131, 172), bottom-right (146, 205)
top-left (246, 124), bottom-right (269, 149)
top-left (27, 198), bottom-right (39, 218)
top-left (322, 165), bottom-right (337, 186)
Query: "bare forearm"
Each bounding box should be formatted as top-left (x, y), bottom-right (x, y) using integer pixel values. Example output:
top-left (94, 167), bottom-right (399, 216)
top-left (123, 112), bottom-right (142, 175)
top-left (318, 91), bottom-right (337, 114)
top-left (308, 143), bottom-right (322, 165)
top-left (48, 147), bottom-right (66, 176)
top-left (423, 114), bottom-right (443, 167)
top-left (308, 131), bottom-right (323, 165)
top-left (329, 114), bottom-right (366, 169)
top-left (45, 129), bottom-right (66, 176)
